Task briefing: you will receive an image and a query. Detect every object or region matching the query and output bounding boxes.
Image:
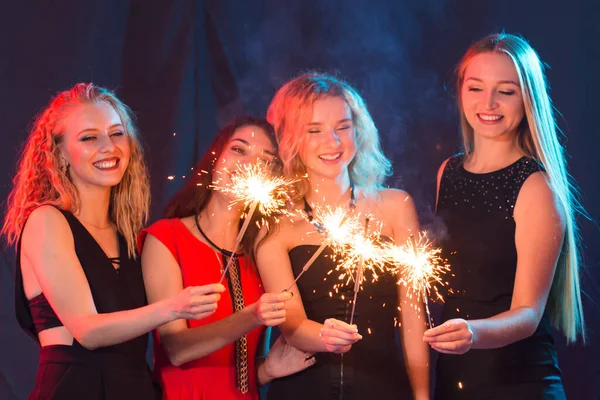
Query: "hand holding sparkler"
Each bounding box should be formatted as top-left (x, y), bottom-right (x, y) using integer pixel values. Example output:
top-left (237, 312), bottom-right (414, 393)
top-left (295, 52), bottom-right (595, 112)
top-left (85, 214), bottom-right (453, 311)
top-left (251, 291), bottom-right (293, 326)
top-left (211, 162), bottom-right (296, 282)
top-left (423, 318), bottom-right (475, 355)
top-left (319, 318), bottom-right (362, 354)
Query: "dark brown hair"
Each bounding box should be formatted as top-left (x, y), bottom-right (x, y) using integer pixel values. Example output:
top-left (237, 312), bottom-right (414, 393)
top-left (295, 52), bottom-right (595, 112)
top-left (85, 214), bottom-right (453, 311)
top-left (163, 116), bottom-right (280, 261)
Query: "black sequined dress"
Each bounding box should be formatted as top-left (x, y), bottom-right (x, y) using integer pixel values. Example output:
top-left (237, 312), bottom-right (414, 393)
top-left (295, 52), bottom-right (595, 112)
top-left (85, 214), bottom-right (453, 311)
top-left (434, 155), bottom-right (565, 400)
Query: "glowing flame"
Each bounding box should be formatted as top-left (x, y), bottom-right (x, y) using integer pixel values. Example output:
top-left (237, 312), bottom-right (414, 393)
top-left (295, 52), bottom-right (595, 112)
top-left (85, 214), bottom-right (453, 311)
top-left (211, 162), bottom-right (295, 217)
top-left (384, 233), bottom-right (449, 303)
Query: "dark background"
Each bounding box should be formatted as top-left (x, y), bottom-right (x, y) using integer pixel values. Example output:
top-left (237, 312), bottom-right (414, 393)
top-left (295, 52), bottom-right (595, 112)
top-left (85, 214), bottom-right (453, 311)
top-left (1, 1), bottom-right (598, 399)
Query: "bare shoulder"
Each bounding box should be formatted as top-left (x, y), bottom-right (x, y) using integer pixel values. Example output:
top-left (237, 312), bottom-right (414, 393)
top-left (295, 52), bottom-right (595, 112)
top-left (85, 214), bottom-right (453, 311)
top-left (437, 158), bottom-right (451, 182)
top-left (377, 188), bottom-right (416, 211)
top-left (257, 209), bottom-right (315, 256)
top-left (23, 205), bottom-right (73, 246)
top-left (519, 171), bottom-right (552, 197)
top-left (257, 213), bottom-right (296, 247)
top-left (516, 171), bottom-right (564, 220)
top-left (21, 206), bottom-right (76, 275)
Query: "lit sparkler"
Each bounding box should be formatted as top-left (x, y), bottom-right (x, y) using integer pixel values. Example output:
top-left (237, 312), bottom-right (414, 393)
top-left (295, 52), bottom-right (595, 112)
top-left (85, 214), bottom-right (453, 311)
top-left (211, 162), bottom-right (296, 282)
top-left (285, 206), bottom-right (363, 292)
top-left (384, 233), bottom-right (450, 328)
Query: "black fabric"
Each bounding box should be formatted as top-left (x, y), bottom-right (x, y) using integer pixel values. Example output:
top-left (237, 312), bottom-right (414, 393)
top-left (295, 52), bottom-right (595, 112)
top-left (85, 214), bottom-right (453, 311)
top-left (434, 155), bottom-right (563, 400)
top-left (29, 345), bottom-right (159, 400)
top-left (14, 208), bottom-right (157, 399)
top-left (27, 294), bottom-right (62, 336)
top-left (267, 245), bottom-right (412, 400)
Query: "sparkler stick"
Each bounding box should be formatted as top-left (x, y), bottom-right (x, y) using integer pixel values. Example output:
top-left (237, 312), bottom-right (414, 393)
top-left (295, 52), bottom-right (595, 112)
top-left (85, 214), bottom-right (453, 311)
top-left (219, 200), bottom-right (259, 283)
top-left (408, 234), bottom-right (433, 329)
top-left (284, 242), bottom-right (328, 292)
top-left (348, 218), bottom-right (370, 325)
top-left (211, 162), bottom-right (296, 282)
top-left (385, 232), bottom-right (449, 329)
top-left (284, 206), bottom-right (362, 292)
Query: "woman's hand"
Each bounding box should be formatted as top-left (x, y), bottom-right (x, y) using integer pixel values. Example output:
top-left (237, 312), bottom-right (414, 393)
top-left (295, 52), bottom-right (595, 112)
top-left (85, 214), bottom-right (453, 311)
top-left (262, 335), bottom-right (316, 381)
top-left (169, 283), bottom-right (226, 320)
top-left (319, 318), bottom-right (362, 353)
top-left (423, 318), bottom-right (475, 354)
top-left (253, 291), bottom-right (294, 326)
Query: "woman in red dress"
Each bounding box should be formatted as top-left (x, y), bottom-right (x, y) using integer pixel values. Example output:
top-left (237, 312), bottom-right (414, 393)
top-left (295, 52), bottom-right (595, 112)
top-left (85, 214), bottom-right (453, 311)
top-left (139, 116), bottom-right (315, 399)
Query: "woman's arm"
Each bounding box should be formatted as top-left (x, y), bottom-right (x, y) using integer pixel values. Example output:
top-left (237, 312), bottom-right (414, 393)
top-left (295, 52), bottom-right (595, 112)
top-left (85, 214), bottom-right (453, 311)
top-left (384, 190), bottom-right (430, 400)
top-left (255, 223), bottom-right (362, 354)
top-left (424, 172), bottom-right (565, 353)
top-left (141, 233), bottom-right (292, 366)
top-left (21, 206), bottom-right (222, 350)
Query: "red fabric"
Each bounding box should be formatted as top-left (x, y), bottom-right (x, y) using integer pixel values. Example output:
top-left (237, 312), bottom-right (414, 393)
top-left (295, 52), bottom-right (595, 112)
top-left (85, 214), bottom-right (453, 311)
top-left (139, 218), bottom-right (264, 400)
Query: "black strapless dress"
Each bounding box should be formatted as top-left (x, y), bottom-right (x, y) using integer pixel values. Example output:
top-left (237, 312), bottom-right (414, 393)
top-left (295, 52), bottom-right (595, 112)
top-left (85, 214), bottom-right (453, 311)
top-left (267, 244), bottom-right (413, 400)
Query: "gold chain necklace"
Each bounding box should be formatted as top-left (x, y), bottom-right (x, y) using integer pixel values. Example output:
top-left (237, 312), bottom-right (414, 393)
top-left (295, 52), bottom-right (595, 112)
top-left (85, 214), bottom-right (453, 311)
top-left (75, 215), bottom-right (114, 230)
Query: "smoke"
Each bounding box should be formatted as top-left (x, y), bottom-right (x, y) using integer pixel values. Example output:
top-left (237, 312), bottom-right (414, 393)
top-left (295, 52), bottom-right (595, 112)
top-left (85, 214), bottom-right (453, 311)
top-left (208, 0), bottom-right (457, 224)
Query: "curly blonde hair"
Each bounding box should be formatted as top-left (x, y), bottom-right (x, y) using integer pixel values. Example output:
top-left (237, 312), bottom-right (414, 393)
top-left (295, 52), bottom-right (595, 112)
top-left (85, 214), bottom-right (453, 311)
top-left (2, 83), bottom-right (150, 258)
top-left (267, 72), bottom-right (392, 201)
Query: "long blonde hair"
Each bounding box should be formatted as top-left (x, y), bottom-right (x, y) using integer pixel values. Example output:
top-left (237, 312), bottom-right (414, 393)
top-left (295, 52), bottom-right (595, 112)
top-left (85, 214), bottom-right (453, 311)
top-left (2, 83), bottom-right (150, 258)
top-left (267, 72), bottom-right (391, 200)
top-left (456, 33), bottom-right (585, 343)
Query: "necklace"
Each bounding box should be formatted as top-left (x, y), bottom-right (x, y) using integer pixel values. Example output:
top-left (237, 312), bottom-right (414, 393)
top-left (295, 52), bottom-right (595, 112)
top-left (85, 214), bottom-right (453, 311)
top-left (303, 184), bottom-right (356, 231)
top-left (194, 214), bottom-right (243, 258)
top-left (194, 213), bottom-right (249, 393)
top-left (75, 215), bottom-right (113, 230)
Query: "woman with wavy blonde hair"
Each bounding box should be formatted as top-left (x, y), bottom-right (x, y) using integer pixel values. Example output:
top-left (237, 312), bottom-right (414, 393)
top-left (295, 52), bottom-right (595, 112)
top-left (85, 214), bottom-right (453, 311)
top-left (257, 72), bottom-right (430, 399)
top-left (3, 83), bottom-right (223, 399)
top-left (425, 33), bottom-right (585, 399)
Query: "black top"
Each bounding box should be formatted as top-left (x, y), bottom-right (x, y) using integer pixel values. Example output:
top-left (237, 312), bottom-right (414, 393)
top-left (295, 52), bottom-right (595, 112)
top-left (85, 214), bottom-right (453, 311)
top-left (267, 244), bottom-right (412, 400)
top-left (15, 208), bottom-right (149, 361)
top-left (435, 155), bottom-right (562, 399)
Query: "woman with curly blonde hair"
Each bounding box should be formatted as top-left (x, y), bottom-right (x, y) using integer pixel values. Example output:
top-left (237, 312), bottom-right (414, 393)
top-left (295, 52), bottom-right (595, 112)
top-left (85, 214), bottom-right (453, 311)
top-left (257, 72), bottom-right (429, 399)
top-left (3, 83), bottom-right (224, 399)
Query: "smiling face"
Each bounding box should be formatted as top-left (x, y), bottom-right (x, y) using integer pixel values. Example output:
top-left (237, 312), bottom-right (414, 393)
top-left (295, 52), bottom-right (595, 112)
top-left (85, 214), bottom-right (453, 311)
top-left (461, 52), bottom-right (526, 143)
top-left (58, 101), bottom-right (131, 191)
top-left (213, 124), bottom-right (277, 189)
top-left (299, 96), bottom-right (356, 183)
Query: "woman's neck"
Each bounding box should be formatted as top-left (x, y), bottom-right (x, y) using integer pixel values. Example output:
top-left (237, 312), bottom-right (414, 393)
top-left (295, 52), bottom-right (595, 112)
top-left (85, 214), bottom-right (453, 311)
top-left (305, 171), bottom-right (353, 208)
top-left (198, 193), bottom-right (244, 251)
top-left (75, 186), bottom-right (112, 227)
top-left (467, 132), bottom-right (525, 173)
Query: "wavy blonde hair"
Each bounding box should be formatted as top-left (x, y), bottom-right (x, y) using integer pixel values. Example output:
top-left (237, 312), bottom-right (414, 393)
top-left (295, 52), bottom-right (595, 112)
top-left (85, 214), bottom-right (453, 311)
top-left (457, 33), bottom-right (586, 343)
top-left (267, 72), bottom-right (391, 200)
top-left (2, 83), bottom-right (150, 258)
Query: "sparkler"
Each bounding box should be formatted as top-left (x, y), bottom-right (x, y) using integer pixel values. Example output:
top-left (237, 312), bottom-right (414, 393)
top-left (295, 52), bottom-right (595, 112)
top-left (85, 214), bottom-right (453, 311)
top-left (211, 162), bottom-right (295, 282)
top-left (384, 233), bottom-right (449, 328)
top-left (284, 206), bottom-right (363, 292)
top-left (348, 218), bottom-right (370, 325)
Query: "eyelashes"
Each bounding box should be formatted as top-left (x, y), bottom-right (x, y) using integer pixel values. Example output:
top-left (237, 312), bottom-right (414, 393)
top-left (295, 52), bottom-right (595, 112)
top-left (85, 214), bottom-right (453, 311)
top-left (79, 131), bottom-right (125, 142)
top-left (467, 87), bottom-right (516, 96)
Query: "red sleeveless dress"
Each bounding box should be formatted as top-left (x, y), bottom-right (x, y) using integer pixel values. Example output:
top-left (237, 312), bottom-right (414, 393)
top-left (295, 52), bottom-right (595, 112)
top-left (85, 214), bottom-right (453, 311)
top-left (139, 218), bottom-right (264, 399)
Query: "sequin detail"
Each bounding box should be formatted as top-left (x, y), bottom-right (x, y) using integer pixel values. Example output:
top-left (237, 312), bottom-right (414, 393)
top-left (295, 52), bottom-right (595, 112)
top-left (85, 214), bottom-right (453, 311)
top-left (438, 154), bottom-right (543, 219)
